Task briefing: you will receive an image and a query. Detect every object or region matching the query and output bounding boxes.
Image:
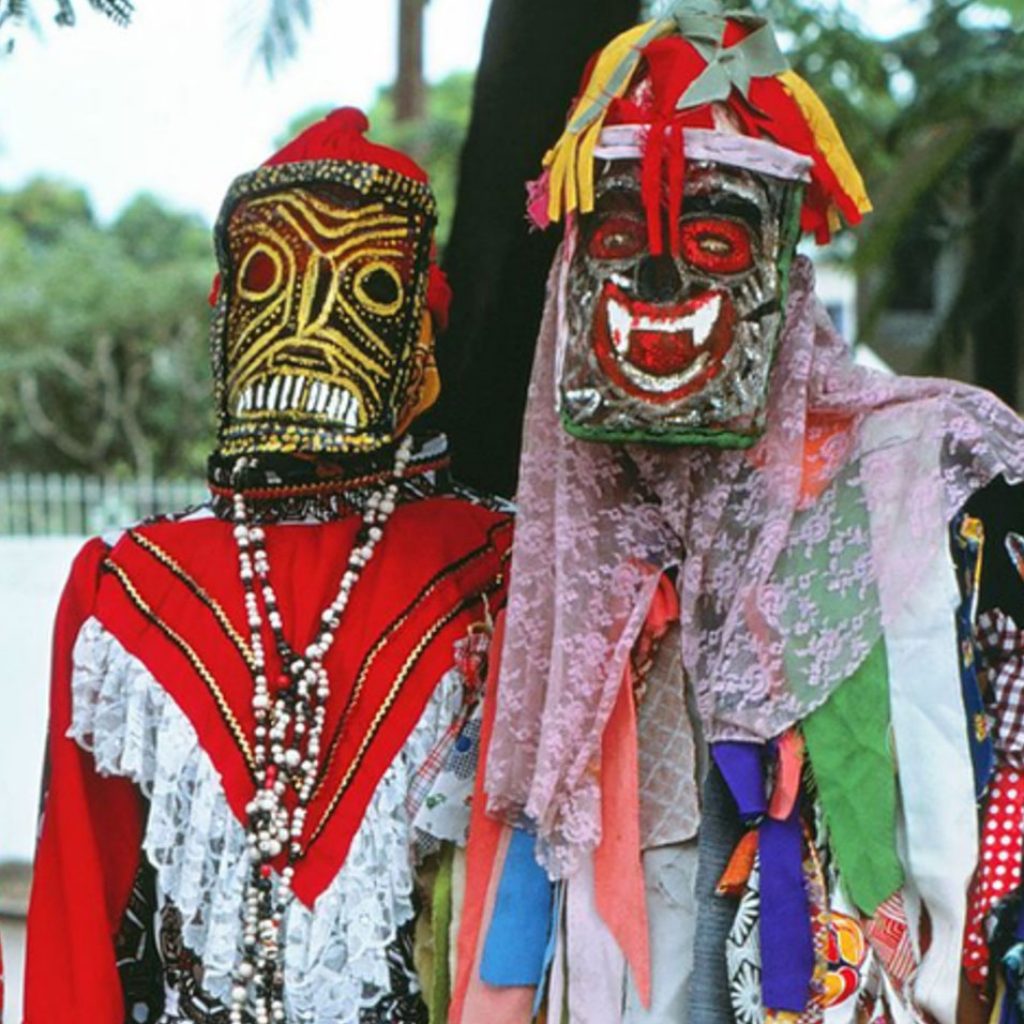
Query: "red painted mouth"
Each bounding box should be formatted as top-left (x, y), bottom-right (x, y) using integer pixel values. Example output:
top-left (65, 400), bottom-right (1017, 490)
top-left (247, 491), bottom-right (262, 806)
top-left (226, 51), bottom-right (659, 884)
top-left (591, 281), bottom-right (736, 404)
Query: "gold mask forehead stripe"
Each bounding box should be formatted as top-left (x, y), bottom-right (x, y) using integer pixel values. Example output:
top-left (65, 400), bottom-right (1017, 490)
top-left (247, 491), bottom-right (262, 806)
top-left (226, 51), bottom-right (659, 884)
top-left (212, 159), bottom-right (439, 455)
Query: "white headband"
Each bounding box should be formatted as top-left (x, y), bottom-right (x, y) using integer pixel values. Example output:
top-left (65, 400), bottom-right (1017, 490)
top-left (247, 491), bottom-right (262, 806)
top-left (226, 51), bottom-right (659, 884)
top-left (594, 125), bottom-right (813, 183)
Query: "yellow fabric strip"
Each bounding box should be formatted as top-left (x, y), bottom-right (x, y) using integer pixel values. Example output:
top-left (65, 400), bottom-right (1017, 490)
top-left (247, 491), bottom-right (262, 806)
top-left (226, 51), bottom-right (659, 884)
top-left (546, 18), bottom-right (674, 224)
top-left (576, 121), bottom-right (603, 216)
top-left (779, 70), bottom-right (873, 218)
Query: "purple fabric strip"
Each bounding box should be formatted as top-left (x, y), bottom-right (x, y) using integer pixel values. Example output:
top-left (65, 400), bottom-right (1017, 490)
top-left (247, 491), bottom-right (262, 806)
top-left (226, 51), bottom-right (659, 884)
top-left (759, 805), bottom-right (814, 1012)
top-left (711, 742), bottom-right (768, 821)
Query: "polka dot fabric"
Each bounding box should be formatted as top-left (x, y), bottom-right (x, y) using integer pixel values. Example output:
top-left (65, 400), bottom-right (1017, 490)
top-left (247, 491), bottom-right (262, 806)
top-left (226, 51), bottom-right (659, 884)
top-left (964, 766), bottom-right (1024, 985)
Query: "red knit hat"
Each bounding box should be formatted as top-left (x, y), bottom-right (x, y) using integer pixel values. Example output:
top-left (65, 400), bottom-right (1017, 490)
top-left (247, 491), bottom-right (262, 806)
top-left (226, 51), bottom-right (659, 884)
top-left (264, 107), bottom-right (429, 183)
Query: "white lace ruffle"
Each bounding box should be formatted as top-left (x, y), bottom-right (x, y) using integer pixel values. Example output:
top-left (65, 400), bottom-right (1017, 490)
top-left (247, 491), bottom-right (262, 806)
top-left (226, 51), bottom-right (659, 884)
top-left (69, 616), bottom-right (464, 1024)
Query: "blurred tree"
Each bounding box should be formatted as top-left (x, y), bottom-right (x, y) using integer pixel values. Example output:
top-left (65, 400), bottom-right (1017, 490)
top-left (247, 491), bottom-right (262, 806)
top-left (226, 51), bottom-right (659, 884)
top-left (0, 0), bottom-right (131, 45)
top-left (432, 0), bottom-right (642, 496)
top-left (853, 0), bottom-right (1024, 408)
top-left (279, 71), bottom-right (473, 248)
top-left (0, 180), bottom-right (213, 476)
top-left (396, 0), bottom-right (427, 121)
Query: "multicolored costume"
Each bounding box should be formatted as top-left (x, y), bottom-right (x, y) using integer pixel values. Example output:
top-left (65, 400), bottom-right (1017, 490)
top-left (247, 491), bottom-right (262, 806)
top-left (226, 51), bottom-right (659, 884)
top-left (24, 108), bottom-right (511, 1024)
top-left (453, 7), bottom-right (1024, 1024)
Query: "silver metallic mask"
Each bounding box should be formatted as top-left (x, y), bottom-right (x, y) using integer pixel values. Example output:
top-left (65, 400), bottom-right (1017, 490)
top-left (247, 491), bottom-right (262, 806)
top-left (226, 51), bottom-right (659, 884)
top-left (559, 160), bottom-right (803, 446)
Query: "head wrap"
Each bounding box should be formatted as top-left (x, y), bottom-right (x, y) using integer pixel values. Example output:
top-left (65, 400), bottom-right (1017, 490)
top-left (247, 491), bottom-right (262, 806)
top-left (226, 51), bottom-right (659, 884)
top-left (485, 7), bottom-right (1024, 876)
top-left (529, 3), bottom-right (871, 249)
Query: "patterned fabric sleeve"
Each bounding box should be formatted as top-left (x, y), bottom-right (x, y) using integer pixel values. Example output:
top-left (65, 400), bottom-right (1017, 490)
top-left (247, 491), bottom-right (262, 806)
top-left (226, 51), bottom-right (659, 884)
top-left (977, 608), bottom-right (1024, 766)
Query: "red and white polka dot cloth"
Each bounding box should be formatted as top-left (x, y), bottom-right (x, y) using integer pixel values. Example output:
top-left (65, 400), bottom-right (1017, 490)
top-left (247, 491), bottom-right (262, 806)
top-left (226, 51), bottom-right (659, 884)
top-left (963, 766), bottom-right (1024, 985)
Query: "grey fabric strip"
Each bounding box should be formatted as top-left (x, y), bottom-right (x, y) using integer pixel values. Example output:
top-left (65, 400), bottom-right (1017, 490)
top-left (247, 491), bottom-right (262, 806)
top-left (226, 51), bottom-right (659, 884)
top-left (687, 765), bottom-right (745, 1024)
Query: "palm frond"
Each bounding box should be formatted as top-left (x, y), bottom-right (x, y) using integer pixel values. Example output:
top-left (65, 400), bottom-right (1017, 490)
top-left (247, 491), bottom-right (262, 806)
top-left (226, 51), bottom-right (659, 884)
top-left (86, 0), bottom-right (134, 26)
top-left (249, 0), bottom-right (312, 76)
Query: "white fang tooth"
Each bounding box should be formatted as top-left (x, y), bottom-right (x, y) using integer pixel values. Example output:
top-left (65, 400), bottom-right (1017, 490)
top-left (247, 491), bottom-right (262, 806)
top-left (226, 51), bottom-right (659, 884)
top-left (326, 387), bottom-right (341, 419)
top-left (236, 394), bottom-right (246, 415)
top-left (345, 397), bottom-right (359, 428)
top-left (306, 382), bottom-right (321, 412)
top-left (280, 377), bottom-right (293, 409)
top-left (607, 298), bottom-right (632, 355)
top-left (292, 376), bottom-right (306, 410)
top-left (267, 376), bottom-right (281, 410)
top-left (316, 384), bottom-right (330, 413)
top-left (255, 382), bottom-right (266, 409)
top-left (691, 295), bottom-right (722, 349)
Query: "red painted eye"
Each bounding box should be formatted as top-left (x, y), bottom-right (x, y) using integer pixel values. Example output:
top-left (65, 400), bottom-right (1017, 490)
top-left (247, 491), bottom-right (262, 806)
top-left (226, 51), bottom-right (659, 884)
top-left (239, 247), bottom-right (280, 298)
top-left (588, 216), bottom-right (646, 260)
top-left (680, 218), bottom-right (753, 275)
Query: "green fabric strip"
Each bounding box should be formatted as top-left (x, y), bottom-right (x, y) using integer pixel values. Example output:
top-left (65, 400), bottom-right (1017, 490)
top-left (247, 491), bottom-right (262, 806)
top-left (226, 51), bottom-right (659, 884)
top-left (560, 412), bottom-right (761, 449)
top-left (802, 639), bottom-right (904, 915)
top-left (429, 843), bottom-right (455, 1024)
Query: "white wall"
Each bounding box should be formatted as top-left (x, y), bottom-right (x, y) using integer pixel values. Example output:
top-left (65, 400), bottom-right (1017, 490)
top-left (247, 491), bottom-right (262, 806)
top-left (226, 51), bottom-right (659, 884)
top-left (1, 917), bottom-right (25, 1023)
top-left (0, 537), bottom-right (86, 864)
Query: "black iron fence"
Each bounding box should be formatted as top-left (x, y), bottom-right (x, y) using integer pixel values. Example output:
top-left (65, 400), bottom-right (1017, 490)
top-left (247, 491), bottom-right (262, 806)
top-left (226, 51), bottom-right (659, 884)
top-left (0, 474), bottom-right (208, 536)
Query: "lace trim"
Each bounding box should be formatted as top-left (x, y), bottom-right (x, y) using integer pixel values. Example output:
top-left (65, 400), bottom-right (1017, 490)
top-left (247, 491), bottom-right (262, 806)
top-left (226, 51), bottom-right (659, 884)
top-left (69, 616), bottom-right (463, 1024)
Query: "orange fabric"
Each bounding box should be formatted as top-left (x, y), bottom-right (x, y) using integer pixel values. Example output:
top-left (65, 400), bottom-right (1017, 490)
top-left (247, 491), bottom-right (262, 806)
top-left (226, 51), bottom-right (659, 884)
top-left (768, 730), bottom-right (805, 821)
top-left (459, 827), bottom-right (535, 1023)
top-left (717, 830), bottom-right (760, 897)
top-left (450, 613), bottom-right (535, 1024)
top-left (799, 414), bottom-right (855, 506)
top-left (594, 662), bottom-right (652, 1007)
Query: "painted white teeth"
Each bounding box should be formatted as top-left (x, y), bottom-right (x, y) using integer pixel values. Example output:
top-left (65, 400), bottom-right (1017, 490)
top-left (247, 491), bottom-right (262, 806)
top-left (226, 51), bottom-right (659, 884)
top-left (237, 376), bottom-right (362, 427)
top-left (606, 293), bottom-right (723, 357)
top-left (326, 388), bottom-right (341, 419)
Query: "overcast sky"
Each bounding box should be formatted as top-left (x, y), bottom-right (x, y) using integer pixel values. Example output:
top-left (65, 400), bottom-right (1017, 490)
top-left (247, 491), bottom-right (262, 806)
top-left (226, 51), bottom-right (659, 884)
top-left (0, 0), bottom-right (926, 225)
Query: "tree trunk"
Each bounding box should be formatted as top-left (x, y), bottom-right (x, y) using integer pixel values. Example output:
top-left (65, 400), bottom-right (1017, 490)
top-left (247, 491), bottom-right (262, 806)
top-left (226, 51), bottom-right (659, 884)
top-left (395, 0), bottom-right (427, 123)
top-left (970, 130), bottom-right (1020, 410)
top-left (432, 0), bottom-right (641, 497)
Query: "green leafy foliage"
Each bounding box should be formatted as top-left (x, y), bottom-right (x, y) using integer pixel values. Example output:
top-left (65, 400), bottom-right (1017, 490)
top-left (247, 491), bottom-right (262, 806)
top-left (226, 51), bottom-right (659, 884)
top-left (0, 180), bottom-right (215, 476)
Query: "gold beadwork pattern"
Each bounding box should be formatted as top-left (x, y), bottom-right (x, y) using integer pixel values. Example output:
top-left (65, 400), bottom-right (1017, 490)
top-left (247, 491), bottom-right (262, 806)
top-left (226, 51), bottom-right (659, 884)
top-left (127, 530), bottom-right (255, 670)
top-left (314, 523), bottom-right (513, 798)
top-left (211, 160), bottom-right (437, 457)
top-left (103, 558), bottom-right (256, 773)
top-left (308, 580), bottom-right (506, 848)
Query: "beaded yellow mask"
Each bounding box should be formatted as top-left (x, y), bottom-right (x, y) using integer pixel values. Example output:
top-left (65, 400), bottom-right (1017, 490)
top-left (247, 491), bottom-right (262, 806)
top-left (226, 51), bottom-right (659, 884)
top-left (211, 159), bottom-right (440, 457)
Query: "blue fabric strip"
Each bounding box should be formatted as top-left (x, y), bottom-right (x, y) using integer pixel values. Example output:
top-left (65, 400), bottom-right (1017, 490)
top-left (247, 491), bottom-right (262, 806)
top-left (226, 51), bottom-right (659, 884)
top-left (712, 742), bottom-right (768, 821)
top-left (759, 806), bottom-right (814, 1012)
top-left (481, 828), bottom-right (555, 987)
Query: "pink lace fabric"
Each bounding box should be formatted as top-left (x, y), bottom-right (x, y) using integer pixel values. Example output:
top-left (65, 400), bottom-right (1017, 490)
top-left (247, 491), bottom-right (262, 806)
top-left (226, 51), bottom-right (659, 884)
top-left (486, 246), bottom-right (1024, 878)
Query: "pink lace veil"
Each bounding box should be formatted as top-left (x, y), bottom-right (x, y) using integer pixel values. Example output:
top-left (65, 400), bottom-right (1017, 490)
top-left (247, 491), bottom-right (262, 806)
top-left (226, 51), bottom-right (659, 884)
top-left (485, 242), bottom-right (1024, 877)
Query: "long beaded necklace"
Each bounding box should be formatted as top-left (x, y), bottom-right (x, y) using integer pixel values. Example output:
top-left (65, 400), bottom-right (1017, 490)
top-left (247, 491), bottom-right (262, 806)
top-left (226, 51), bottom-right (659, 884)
top-left (227, 434), bottom-right (414, 1024)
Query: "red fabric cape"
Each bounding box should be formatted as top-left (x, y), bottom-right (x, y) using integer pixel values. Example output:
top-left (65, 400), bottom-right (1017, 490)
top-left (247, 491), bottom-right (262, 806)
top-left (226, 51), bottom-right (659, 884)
top-left (25, 497), bottom-right (511, 1023)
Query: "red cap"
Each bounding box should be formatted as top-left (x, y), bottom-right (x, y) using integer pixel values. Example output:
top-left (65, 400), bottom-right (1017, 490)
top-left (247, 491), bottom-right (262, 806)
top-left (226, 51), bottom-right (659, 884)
top-left (263, 107), bottom-right (430, 184)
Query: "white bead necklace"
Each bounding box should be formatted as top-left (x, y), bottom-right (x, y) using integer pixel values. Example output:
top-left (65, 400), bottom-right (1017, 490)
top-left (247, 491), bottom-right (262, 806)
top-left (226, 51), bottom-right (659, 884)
top-left (227, 434), bottom-right (414, 1024)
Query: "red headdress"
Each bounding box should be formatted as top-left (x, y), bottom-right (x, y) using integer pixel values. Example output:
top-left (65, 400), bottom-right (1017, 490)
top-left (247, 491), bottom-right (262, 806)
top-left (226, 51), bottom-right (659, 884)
top-left (532, 8), bottom-right (871, 251)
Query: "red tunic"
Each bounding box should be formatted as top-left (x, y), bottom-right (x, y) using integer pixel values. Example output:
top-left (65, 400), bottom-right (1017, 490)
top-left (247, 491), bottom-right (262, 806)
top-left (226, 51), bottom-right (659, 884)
top-left (24, 496), bottom-right (511, 1023)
